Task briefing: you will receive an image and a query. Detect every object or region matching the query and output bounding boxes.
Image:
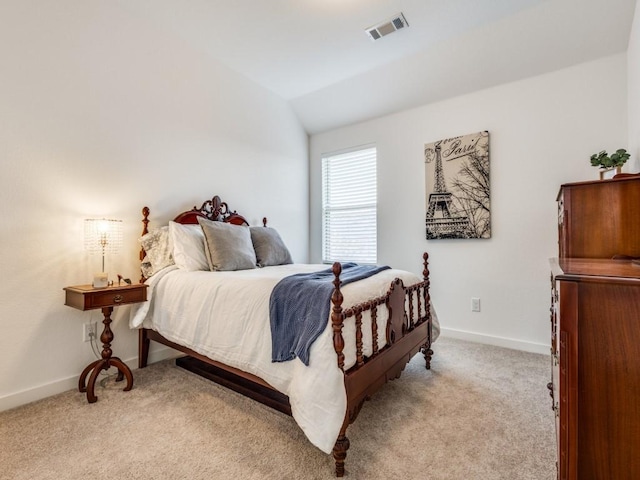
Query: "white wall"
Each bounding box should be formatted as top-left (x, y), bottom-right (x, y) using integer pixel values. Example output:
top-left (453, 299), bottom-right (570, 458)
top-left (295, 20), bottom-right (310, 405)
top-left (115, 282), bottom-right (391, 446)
top-left (0, 2), bottom-right (308, 410)
top-left (310, 54), bottom-right (627, 353)
top-left (629, 0), bottom-right (640, 171)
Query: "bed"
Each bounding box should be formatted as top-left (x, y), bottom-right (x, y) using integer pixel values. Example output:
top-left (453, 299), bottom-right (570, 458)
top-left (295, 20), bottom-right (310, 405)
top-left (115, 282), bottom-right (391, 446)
top-left (131, 195), bottom-right (439, 477)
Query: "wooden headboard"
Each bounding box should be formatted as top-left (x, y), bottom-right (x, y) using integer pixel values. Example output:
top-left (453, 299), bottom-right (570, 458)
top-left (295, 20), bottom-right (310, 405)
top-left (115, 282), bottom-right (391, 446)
top-left (141, 194), bottom-right (248, 235)
top-left (139, 195), bottom-right (267, 281)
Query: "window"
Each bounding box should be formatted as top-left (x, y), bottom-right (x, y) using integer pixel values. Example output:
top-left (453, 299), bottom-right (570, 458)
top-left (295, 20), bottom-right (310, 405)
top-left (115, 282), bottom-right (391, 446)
top-left (322, 146), bottom-right (377, 264)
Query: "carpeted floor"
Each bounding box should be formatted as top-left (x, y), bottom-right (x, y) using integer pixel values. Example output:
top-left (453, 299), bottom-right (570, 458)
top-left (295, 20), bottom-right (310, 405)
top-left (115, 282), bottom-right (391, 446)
top-left (0, 337), bottom-right (556, 480)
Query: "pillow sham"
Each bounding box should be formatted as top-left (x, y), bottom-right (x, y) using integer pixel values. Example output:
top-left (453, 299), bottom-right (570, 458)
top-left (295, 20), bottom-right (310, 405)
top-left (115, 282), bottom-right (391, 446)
top-left (250, 227), bottom-right (293, 267)
top-left (139, 226), bottom-right (173, 277)
top-left (169, 221), bottom-right (209, 271)
top-left (197, 217), bottom-right (257, 271)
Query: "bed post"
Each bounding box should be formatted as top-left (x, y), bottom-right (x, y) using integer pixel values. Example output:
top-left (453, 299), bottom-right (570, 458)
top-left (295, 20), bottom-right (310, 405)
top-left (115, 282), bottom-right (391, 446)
top-left (139, 329), bottom-right (150, 369)
top-left (330, 262), bottom-right (350, 476)
top-left (421, 252), bottom-right (433, 369)
top-left (138, 207), bottom-right (151, 367)
top-left (331, 262), bottom-right (345, 371)
top-left (333, 421), bottom-right (350, 478)
top-left (139, 206), bottom-right (150, 283)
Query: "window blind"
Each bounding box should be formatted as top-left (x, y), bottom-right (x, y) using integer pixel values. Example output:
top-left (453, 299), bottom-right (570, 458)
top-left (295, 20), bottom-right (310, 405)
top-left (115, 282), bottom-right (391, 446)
top-left (322, 146), bottom-right (377, 264)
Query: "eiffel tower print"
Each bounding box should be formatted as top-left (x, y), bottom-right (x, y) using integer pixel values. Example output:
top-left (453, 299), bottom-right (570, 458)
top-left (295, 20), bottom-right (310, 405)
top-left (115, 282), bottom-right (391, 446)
top-left (424, 131), bottom-right (491, 240)
top-left (425, 143), bottom-right (472, 239)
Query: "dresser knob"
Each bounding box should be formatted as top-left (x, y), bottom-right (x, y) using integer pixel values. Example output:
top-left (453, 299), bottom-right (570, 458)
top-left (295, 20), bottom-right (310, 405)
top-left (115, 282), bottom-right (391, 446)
top-left (114, 294), bottom-right (124, 303)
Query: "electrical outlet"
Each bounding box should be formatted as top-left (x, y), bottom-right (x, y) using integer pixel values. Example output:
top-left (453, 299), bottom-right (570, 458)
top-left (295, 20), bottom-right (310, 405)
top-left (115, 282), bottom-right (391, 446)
top-left (83, 321), bottom-right (97, 342)
top-left (471, 297), bottom-right (481, 312)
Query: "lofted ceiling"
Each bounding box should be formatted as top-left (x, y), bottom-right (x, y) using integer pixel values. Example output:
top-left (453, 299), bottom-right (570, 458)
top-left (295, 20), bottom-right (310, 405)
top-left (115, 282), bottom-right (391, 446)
top-left (118, 0), bottom-right (636, 134)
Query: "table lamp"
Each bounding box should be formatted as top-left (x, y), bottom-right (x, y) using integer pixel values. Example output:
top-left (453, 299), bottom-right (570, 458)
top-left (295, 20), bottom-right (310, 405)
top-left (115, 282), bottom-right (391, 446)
top-left (84, 218), bottom-right (123, 288)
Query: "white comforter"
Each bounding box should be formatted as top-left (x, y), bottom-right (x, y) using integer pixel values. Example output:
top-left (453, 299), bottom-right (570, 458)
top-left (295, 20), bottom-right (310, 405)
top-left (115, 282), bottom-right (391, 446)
top-left (130, 264), bottom-right (439, 454)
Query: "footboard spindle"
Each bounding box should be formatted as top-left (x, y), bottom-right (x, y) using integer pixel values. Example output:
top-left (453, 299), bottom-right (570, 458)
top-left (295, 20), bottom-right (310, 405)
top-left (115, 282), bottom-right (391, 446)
top-left (371, 302), bottom-right (379, 356)
top-left (355, 307), bottom-right (364, 367)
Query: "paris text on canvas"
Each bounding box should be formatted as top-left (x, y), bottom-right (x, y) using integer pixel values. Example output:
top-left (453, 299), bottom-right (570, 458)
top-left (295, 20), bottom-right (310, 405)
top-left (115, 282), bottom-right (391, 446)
top-left (424, 131), bottom-right (490, 240)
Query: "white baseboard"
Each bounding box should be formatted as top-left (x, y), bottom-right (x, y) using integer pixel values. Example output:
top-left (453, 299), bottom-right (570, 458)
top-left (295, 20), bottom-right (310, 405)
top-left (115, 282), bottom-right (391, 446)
top-left (2, 331), bottom-right (549, 413)
top-left (439, 327), bottom-right (550, 355)
top-left (0, 346), bottom-right (180, 413)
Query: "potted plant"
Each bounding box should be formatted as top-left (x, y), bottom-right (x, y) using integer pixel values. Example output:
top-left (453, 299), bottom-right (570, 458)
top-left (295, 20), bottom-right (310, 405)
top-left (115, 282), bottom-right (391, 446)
top-left (590, 148), bottom-right (630, 179)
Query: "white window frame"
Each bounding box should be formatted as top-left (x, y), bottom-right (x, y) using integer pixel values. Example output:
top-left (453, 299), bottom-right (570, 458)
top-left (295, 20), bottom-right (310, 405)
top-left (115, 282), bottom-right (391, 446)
top-left (321, 145), bottom-right (377, 264)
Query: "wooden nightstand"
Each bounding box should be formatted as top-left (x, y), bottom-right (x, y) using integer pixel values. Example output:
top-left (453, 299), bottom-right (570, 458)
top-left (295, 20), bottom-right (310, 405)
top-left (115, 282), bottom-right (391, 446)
top-left (64, 283), bottom-right (148, 403)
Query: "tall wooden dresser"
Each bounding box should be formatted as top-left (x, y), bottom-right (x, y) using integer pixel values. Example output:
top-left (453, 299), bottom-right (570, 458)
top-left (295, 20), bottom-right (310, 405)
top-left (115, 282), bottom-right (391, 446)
top-left (550, 176), bottom-right (640, 480)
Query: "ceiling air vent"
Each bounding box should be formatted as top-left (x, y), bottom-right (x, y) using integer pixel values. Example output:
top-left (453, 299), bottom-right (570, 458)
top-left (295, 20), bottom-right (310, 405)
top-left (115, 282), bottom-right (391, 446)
top-left (366, 13), bottom-right (408, 41)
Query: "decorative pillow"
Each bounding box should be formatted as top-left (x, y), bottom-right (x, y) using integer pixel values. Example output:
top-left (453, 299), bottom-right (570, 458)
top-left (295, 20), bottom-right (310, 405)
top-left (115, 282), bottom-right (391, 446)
top-left (140, 257), bottom-right (154, 279)
top-left (169, 221), bottom-right (209, 271)
top-left (139, 226), bottom-right (173, 277)
top-left (250, 227), bottom-right (293, 267)
top-left (197, 217), bottom-right (256, 271)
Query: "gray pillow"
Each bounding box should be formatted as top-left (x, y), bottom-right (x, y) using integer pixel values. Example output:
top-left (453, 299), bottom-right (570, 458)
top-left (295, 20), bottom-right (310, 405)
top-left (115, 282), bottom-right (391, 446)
top-left (250, 227), bottom-right (293, 267)
top-left (197, 217), bottom-right (256, 271)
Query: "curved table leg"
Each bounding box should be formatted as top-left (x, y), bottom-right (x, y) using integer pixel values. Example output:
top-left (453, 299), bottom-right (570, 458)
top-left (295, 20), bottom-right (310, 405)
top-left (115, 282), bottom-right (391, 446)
top-left (85, 359), bottom-right (108, 404)
top-left (78, 305), bottom-right (135, 403)
top-left (78, 359), bottom-right (101, 393)
top-left (110, 357), bottom-right (133, 392)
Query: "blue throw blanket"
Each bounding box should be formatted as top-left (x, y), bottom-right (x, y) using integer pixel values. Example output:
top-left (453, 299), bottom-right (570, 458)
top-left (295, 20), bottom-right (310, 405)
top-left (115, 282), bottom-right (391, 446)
top-left (270, 263), bottom-right (390, 366)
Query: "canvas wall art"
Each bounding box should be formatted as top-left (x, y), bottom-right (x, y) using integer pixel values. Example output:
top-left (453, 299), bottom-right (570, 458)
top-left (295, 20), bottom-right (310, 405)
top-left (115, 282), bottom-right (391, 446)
top-left (424, 131), bottom-right (490, 240)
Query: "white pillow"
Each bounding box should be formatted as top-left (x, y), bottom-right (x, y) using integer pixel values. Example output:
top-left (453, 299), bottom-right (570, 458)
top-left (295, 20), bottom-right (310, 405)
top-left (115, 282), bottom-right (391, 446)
top-left (169, 221), bottom-right (209, 271)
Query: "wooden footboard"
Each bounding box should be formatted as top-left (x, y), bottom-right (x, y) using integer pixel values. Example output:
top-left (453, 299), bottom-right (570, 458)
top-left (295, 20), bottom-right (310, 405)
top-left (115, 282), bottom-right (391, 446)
top-left (330, 253), bottom-right (432, 373)
top-left (329, 253), bottom-right (432, 476)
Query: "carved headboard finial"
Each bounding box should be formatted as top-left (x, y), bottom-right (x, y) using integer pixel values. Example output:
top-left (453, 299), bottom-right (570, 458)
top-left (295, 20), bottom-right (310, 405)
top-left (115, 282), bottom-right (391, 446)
top-left (195, 195), bottom-right (227, 221)
top-left (173, 195), bottom-right (248, 225)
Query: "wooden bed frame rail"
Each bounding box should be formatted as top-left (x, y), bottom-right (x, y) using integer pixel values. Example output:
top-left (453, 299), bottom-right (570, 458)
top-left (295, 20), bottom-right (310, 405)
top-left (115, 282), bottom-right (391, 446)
top-left (137, 197), bottom-right (433, 477)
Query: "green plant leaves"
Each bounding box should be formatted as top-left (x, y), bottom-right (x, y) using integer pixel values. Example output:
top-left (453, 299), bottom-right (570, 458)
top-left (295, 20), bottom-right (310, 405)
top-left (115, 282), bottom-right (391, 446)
top-left (590, 148), bottom-right (629, 168)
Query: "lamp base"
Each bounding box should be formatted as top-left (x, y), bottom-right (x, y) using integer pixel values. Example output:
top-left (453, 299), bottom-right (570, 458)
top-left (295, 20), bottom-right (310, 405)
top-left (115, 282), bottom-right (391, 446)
top-left (92, 273), bottom-right (109, 289)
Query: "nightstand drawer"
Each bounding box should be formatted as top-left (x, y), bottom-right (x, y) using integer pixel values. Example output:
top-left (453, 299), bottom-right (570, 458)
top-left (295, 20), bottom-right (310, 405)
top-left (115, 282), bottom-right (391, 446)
top-left (64, 284), bottom-right (148, 311)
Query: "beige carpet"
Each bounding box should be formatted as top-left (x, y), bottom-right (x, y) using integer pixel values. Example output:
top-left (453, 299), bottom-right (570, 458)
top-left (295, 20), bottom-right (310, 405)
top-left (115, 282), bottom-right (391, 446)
top-left (0, 338), bottom-right (555, 480)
